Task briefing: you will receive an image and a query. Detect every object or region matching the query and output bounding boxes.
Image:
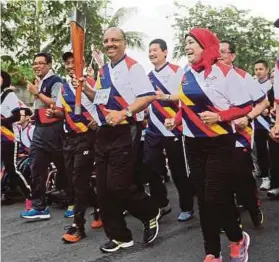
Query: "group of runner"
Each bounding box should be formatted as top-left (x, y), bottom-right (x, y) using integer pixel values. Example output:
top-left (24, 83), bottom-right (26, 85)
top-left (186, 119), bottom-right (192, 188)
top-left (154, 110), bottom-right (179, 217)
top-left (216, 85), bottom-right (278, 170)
top-left (1, 18), bottom-right (279, 262)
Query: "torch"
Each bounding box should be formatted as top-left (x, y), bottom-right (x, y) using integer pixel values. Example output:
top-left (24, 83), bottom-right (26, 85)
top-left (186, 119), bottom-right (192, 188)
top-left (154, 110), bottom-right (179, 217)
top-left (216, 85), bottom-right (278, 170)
top-left (70, 9), bottom-right (85, 115)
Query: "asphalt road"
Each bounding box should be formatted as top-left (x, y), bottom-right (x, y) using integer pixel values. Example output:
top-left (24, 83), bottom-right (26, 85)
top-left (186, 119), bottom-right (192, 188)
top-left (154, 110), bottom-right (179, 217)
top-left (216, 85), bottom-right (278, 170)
top-left (2, 181), bottom-right (279, 262)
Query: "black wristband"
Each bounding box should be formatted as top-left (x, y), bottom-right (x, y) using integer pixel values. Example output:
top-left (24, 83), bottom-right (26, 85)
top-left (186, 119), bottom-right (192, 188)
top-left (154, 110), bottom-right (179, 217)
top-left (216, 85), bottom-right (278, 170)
top-left (246, 115), bottom-right (253, 124)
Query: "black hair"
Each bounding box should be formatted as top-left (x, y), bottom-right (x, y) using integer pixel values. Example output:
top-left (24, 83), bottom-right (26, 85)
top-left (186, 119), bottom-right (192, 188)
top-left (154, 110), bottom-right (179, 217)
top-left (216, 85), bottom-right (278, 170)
top-left (33, 52), bottom-right (52, 64)
top-left (220, 40), bottom-right (236, 54)
top-left (1, 70), bottom-right (11, 88)
top-left (149, 39), bottom-right (168, 51)
top-left (254, 59), bottom-right (269, 69)
top-left (62, 52), bottom-right (74, 62)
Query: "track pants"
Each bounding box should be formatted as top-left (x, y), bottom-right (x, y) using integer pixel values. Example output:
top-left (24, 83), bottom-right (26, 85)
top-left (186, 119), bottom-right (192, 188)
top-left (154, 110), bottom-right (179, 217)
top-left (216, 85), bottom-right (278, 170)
top-left (233, 147), bottom-right (259, 213)
top-left (254, 129), bottom-right (270, 178)
top-left (269, 137), bottom-right (279, 189)
top-left (63, 130), bottom-right (98, 214)
top-left (144, 132), bottom-right (194, 211)
top-left (185, 135), bottom-right (242, 258)
top-left (95, 124), bottom-right (158, 242)
top-left (1, 142), bottom-right (31, 198)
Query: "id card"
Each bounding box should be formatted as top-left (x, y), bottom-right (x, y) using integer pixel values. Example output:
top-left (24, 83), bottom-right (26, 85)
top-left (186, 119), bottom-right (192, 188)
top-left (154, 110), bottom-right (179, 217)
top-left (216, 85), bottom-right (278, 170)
top-left (93, 88), bottom-right (111, 105)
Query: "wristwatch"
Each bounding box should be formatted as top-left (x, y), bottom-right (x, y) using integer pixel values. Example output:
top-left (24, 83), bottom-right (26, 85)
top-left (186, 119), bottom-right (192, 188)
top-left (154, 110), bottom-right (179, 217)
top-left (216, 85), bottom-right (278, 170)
top-left (246, 115), bottom-right (253, 124)
top-left (124, 108), bottom-right (133, 118)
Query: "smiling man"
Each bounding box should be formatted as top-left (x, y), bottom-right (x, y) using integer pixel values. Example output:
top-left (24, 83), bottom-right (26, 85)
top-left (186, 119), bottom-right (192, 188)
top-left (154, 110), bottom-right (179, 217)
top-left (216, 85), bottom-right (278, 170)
top-left (219, 40), bottom-right (268, 229)
top-left (253, 59), bottom-right (273, 191)
top-left (20, 53), bottom-right (66, 221)
top-left (144, 38), bottom-right (194, 222)
top-left (73, 27), bottom-right (160, 252)
top-left (46, 51), bottom-right (102, 243)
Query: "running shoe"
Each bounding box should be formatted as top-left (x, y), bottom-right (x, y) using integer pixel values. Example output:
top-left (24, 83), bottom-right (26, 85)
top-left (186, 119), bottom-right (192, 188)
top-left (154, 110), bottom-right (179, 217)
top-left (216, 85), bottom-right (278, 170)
top-left (62, 223), bottom-right (86, 243)
top-left (100, 239), bottom-right (134, 253)
top-left (260, 177), bottom-right (271, 191)
top-left (178, 210), bottom-right (194, 222)
top-left (143, 211), bottom-right (160, 243)
top-left (20, 208), bottom-right (51, 220)
top-left (64, 205), bottom-right (74, 218)
top-left (229, 231), bottom-right (250, 262)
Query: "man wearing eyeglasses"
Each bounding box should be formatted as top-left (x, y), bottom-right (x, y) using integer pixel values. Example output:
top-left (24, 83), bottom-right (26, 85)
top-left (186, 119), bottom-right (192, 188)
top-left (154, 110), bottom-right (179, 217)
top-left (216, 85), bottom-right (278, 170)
top-left (219, 40), bottom-right (268, 229)
top-left (20, 53), bottom-right (66, 221)
top-left (73, 27), bottom-right (160, 253)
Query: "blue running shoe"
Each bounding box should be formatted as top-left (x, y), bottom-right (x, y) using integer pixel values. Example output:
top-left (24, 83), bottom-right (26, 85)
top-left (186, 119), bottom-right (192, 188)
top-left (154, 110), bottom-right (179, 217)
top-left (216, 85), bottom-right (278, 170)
top-left (178, 210), bottom-right (194, 222)
top-left (64, 205), bottom-right (74, 218)
top-left (20, 208), bottom-right (51, 220)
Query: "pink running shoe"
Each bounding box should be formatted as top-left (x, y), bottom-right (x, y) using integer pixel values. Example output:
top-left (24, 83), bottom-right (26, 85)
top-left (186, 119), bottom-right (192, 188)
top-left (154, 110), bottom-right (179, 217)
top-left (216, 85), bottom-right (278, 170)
top-left (204, 255), bottom-right (223, 262)
top-left (230, 231), bottom-right (250, 262)
top-left (25, 199), bottom-right (32, 211)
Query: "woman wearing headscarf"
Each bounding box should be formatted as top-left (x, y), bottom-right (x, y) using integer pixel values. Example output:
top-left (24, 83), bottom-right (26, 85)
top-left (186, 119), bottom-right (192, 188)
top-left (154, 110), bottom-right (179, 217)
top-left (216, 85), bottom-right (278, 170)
top-left (165, 28), bottom-right (252, 262)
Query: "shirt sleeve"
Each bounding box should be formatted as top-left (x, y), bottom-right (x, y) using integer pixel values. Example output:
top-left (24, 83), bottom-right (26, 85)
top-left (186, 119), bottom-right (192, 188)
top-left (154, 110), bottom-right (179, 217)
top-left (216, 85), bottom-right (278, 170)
top-left (225, 69), bottom-right (252, 107)
top-left (51, 82), bottom-right (63, 101)
top-left (170, 67), bottom-right (184, 95)
top-left (244, 73), bottom-right (266, 103)
top-left (218, 69), bottom-right (253, 122)
top-left (55, 87), bottom-right (63, 109)
top-left (6, 92), bottom-right (21, 112)
top-left (129, 63), bottom-right (156, 97)
top-left (13, 124), bottom-right (20, 142)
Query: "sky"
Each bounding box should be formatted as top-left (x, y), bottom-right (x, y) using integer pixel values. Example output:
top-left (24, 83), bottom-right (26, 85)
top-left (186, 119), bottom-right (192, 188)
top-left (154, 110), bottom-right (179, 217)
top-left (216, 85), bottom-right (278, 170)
top-left (109, 0), bottom-right (279, 72)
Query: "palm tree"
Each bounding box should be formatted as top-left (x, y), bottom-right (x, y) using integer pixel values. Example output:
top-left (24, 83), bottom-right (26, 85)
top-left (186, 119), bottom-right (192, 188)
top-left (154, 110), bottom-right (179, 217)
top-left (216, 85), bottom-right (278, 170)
top-left (105, 7), bottom-right (147, 51)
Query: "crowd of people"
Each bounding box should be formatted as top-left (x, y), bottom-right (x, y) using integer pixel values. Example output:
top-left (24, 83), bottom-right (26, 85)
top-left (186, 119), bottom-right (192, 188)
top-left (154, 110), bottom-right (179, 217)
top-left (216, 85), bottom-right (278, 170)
top-left (1, 18), bottom-right (279, 262)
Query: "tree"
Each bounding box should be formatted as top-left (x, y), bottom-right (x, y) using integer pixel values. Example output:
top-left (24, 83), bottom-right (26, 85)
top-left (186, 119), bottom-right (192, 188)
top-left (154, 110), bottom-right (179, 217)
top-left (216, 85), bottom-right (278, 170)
top-left (1, 0), bottom-right (106, 79)
top-left (106, 7), bottom-right (147, 50)
top-left (172, 1), bottom-right (279, 73)
top-left (1, 2), bottom-right (146, 84)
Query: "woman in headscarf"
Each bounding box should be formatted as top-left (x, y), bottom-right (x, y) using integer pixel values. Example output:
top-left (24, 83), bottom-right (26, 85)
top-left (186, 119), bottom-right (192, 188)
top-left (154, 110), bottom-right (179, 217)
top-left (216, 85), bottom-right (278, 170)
top-left (166, 28), bottom-right (252, 262)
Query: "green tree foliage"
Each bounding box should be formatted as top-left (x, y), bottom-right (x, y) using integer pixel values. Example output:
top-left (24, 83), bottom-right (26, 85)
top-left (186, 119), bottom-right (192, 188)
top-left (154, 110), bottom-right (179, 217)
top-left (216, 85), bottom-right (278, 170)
top-left (1, 0), bottom-right (106, 82)
top-left (106, 7), bottom-right (146, 50)
top-left (1, 1), bottom-right (146, 84)
top-left (172, 1), bottom-right (279, 73)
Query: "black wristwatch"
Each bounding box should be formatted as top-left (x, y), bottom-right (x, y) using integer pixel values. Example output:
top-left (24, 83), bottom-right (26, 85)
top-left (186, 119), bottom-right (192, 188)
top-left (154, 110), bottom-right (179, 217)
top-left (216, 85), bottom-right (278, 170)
top-left (246, 115), bottom-right (253, 124)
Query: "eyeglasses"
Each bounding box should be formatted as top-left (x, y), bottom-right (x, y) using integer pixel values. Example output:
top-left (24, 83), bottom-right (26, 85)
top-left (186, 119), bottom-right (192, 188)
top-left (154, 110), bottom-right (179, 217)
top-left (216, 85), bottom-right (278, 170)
top-left (103, 38), bottom-right (125, 44)
top-left (220, 50), bottom-right (233, 55)
top-left (32, 62), bottom-right (47, 66)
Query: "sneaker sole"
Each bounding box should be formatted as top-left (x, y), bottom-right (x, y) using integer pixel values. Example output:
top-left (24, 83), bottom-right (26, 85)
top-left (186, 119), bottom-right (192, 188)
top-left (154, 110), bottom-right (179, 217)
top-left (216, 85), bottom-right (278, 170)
top-left (62, 235), bottom-right (86, 243)
top-left (100, 240), bottom-right (134, 253)
top-left (21, 214), bottom-right (51, 220)
top-left (260, 187), bottom-right (270, 191)
top-left (267, 192), bottom-right (279, 198)
top-left (243, 231), bottom-right (250, 262)
top-left (64, 215), bottom-right (74, 218)
top-left (146, 212), bottom-right (160, 244)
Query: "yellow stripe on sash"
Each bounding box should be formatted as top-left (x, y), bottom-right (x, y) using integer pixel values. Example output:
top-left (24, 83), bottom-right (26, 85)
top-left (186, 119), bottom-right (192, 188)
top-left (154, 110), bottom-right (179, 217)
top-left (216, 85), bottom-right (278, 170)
top-left (61, 95), bottom-right (72, 113)
top-left (1, 126), bottom-right (15, 140)
top-left (75, 122), bottom-right (88, 132)
top-left (179, 85), bottom-right (194, 106)
top-left (164, 107), bottom-right (176, 117)
top-left (207, 124), bottom-right (228, 135)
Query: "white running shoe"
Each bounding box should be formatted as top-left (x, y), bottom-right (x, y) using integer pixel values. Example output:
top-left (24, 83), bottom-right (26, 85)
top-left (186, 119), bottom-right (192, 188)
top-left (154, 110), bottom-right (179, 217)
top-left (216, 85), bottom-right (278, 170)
top-left (267, 188), bottom-right (279, 198)
top-left (260, 177), bottom-right (271, 191)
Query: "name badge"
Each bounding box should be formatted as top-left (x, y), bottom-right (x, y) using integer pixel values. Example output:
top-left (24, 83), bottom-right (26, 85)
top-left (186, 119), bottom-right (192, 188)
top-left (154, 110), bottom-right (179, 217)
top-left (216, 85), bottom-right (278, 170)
top-left (93, 88), bottom-right (111, 105)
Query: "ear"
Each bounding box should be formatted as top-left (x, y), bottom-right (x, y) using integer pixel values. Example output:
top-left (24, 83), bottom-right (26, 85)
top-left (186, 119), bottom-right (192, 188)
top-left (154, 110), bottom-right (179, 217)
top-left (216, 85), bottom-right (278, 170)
top-left (232, 53), bottom-right (236, 62)
top-left (164, 49), bottom-right (168, 58)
